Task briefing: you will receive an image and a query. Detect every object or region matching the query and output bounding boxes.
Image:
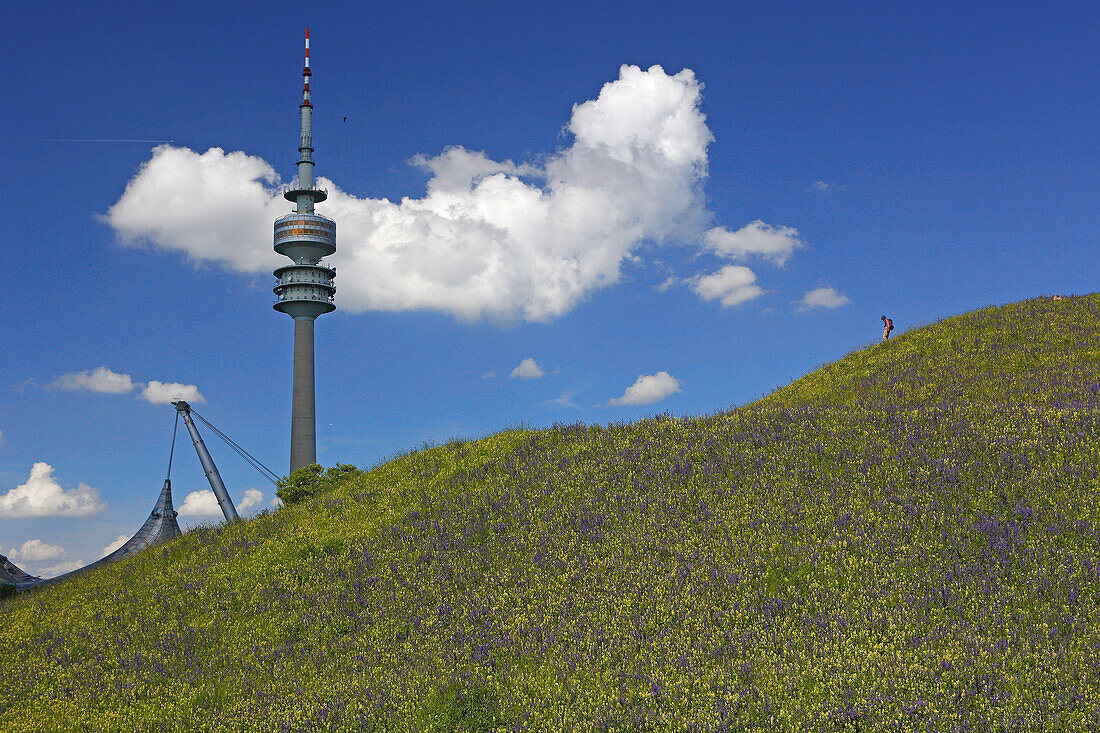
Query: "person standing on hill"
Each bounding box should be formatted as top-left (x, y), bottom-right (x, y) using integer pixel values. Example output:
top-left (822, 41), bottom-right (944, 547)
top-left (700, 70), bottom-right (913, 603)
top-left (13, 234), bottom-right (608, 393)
top-left (881, 315), bottom-right (894, 341)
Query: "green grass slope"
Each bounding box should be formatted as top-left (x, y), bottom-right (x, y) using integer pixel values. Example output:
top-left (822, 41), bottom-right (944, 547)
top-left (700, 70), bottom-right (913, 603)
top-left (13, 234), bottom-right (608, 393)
top-left (3, 296), bottom-right (1100, 732)
top-left (767, 296), bottom-right (1100, 408)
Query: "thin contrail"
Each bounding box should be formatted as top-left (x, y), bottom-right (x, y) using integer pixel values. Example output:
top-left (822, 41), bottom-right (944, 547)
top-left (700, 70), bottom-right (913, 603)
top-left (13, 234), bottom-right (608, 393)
top-left (30, 138), bottom-right (175, 143)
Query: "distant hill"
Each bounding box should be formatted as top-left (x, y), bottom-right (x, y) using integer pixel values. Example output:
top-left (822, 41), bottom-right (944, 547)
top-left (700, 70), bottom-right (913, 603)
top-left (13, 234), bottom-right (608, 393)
top-left (3, 295), bottom-right (1099, 731)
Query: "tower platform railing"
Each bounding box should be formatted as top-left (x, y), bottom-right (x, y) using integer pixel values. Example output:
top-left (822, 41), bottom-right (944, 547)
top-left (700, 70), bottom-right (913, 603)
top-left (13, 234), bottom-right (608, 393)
top-left (281, 183), bottom-right (329, 202)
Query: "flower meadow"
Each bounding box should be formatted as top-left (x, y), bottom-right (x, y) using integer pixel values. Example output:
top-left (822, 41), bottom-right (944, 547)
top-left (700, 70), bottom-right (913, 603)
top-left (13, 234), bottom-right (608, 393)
top-left (3, 295), bottom-right (1100, 732)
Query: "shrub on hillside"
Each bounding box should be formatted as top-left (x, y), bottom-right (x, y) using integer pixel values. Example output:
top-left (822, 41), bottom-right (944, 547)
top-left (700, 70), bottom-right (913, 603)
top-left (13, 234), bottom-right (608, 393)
top-left (276, 463), bottom-right (363, 506)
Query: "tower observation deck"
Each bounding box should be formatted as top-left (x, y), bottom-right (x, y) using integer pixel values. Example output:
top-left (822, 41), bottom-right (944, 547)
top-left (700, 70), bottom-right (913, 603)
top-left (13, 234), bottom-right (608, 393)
top-left (274, 29), bottom-right (336, 473)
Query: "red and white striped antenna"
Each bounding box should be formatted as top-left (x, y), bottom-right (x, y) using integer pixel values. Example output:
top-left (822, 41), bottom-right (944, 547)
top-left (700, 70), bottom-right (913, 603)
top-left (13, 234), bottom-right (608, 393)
top-left (301, 28), bottom-right (312, 108)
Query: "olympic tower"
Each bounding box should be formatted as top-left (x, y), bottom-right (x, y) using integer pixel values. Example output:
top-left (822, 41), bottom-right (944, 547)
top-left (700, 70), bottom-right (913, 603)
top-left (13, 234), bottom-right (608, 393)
top-left (273, 29), bottom-right (336, 473)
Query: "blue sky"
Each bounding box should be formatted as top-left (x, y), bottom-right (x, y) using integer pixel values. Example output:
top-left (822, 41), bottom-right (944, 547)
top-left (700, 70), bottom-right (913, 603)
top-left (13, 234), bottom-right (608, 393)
top-left (2, 0), bottom-right (1097, 575)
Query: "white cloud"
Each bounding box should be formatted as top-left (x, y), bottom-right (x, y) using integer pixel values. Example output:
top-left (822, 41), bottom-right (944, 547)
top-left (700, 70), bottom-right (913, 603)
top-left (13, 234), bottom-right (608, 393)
top-left (102, 146), bottom-right (286, 273)
top-left (656, 275), bottom-right (678, 292)
top-left (510, 358), bottom-right (544, 379)
top-left (545, 390), bottom-right (583, 410)
top-left (141, 381), bottom-right (204, 405)
top-left (691, 265), bottom-right (765, 307)
top-left (49, 368), bottom-right (204, 406)
top-left (0, 463), bottom-right (106, 518)
top-left (100, 535), bottom-right (129, 557)
top-left (52, 366), bottom-right (136, 395)
top-left (797, 286), bottom-right (851, 310)
top-left (177, 490), bottom-right (222, 517)
top-left (39, 560), bottom-right (84, 579)
top-left (411, 148), bottom-right (539, 192)
top-left (0, 429), bottom-right (4, 447)
top-left (179, 488), bottom-right (260, 517)
top-left (811, 180), bottom-right (844, 193)
top-left (481, 370), bottom-right (496, 379)
top-left (104, 64), bottom-right (719, 323)
top-left (703, 221), bottom-right (802, 266)
top-left (609, 371), bottom-right (681, 406)
top-left (8, 539), bottom-right (66, 562)
top-left (238, 488), bottom-right (263, 511)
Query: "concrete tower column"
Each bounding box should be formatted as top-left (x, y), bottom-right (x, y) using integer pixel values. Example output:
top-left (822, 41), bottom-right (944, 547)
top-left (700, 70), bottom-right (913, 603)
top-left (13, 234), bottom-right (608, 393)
top-left (290, 315), bottom-right (317, 471)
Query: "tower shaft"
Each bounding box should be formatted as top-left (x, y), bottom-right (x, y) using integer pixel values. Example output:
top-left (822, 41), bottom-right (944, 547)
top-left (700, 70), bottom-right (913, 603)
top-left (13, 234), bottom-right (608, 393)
top-left (290, 316), bottom-right (317, 471)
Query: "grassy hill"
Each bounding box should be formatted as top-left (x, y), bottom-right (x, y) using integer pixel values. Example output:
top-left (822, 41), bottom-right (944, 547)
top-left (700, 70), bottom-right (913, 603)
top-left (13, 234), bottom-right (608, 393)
top-left (3, 295), bottom-right (1100, 732)
top-left (766, 296), bottom-right (1100, 409)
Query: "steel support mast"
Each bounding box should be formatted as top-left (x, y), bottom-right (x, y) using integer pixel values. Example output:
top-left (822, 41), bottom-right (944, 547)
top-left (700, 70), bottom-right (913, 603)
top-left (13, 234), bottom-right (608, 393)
top-left (174, 401), bottom-right (239, 521)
